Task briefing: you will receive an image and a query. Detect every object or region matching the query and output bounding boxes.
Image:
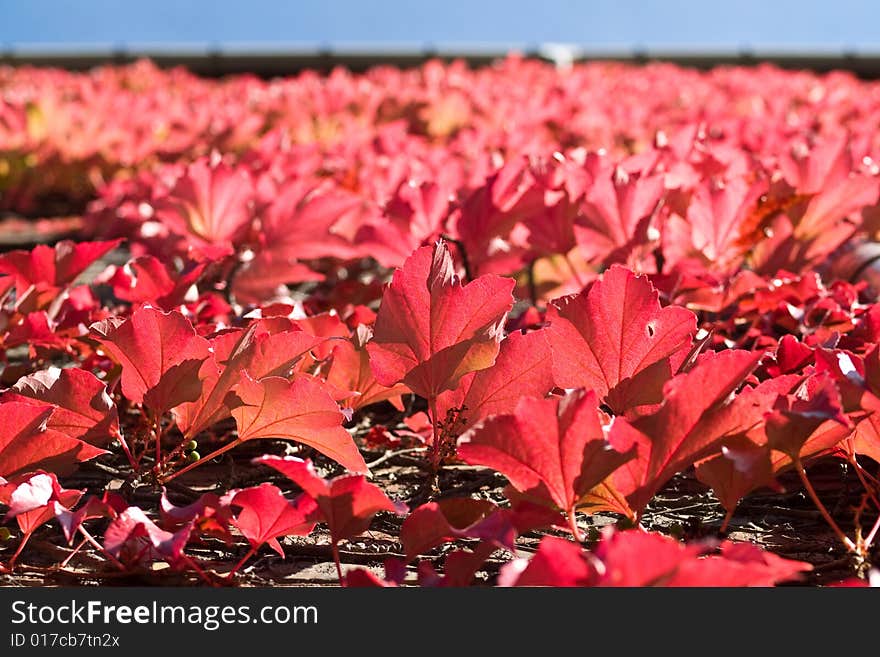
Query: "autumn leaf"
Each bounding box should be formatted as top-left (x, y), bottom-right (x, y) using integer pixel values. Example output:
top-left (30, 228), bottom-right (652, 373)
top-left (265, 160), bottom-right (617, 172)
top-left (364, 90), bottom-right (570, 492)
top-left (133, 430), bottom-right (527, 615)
top-left (159, 490), bottom-right (233, 541)
top-left (105, 255), bottom-right (206, 308)
top-left (546, 265), bottom-right (696, 413)
top-left (497, 536), bottom-right (597, 587)
top-left (154, 155), bottom-right (255, 259)
top-left (227, 483), bottom-right (318, 557)
top-left (1, 366), bottom-right (119, 447)
top-left (172, 321), bottom-right (324, 438)
top-left (1, 471), bottom-right (83, 532)
top-left (103, 506), bottom-right (193, 566)
top-left (227, 375), bottom-right (365, 472)
top-left (499, 530), bottom-right (810, 587)
top-left (254, 456), bottom-right (405, 543)
top-left (0, 402), bottom-right (106, 479)
top-left (765, 373), bottom-right (849, 459)
top-left (367, 240), bottom-right (515, 399)
top-left (695, 437), bottom-right (778, 516)
top-left (683, 176), bottom-right (768, 265)
top-left (325, 324), bottom-right (409, 411)
top-left (594, 529), bottom-right (811, 587)
top-left (90, 305), bottom-right (211, 415)
top-left (458, 389), bottom-right (634, 534)
top-left (435, 329), bottom-right (555, 436)
top-left (0, 471), bottom-right (83, 568)
top-left (576, 165), bottom-right (664, 261)
top-left (344, 568), bottom-right (399, 587)
top-left (400, 497), bottom-right (559, 562)
top-left (0, 239), bottom-right (122, 297)
top-left (608, 349), bottom-right (764, 514)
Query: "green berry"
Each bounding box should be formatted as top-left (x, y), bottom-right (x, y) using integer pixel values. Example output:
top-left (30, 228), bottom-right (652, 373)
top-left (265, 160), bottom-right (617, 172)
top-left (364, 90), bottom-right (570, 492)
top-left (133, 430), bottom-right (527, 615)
top-left (186, 451), bottom-right (201, 463)
top-left (184, 440), bottom-right (198, 452)
top-left (0, 527), bottom-right (12, 541)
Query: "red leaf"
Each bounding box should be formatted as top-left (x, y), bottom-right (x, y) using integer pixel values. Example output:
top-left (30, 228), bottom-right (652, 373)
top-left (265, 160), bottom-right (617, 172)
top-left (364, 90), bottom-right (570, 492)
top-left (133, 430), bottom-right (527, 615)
top-left (172, 322), bottom-right (324, 438)
top-left (53, 492), bottom-right (127, 544)
top-left (595, 530), bottom-right (810, 587)
top-left (90, 305), bottom-right (211, 414)
top-left (325, 324), bottom-right (410, 411)
top-left (683, 176), bottom-right (767, 264)
top-left (500, 530), bottom-right (810, 587)
top-left (765, 373), bottom-right (849, 459)
top-left (686, 541), bottom-right (812, 587)
top-left (229, 373), bottom-right (366, 473)
top-left (0, 402), bottom-right (106, 478)
top-left (159, 491), bottom-right (233, 540)
top-left (546, 266), bottom-right (695, 413)
top-left (345, 557), bottom-right (407, 587)
top-left (608, 349), bottom-right (764, 513)
top-left (227, 483), bottom-right (317, 557)
top-left (231, 253), bottom-right (324, 305)
top-left (106, 255), bottom-right (206, 308)
top-left (400, 498), bottom-right (558, 563)
top-left (254, 456), bottom-right (405, 543)
top-left (764, 334), bottom-right (814, 377)
top-left (498, 536), bottom-right (597, 587)
top-left (577, 165), bottom-right (664, 260)
top-left (258, 182), bottom-right (366, 262)
top-left (1, 367), bottom-right (119, 447)
top-left (783, 133), bottom-right (880, 242)
top-left (417, 543), bottom-right (497, 587)
top-left (0, 471), bottom-right (83, 535)
top-left (103, 506), bottom-right (193, 565)
top-left (695, 438), bottom-right (777, 514)
top-left (367, 240), bottom-right (515, 399)
top-left (594, 529), bottom-right (706, 586)
top-left (435, 329), bottom-right (555, 436)
top-left (458, 390), bottom-right (634, 516)
top-left (344, 568), bottom-right (398, 587)
top-left (0, 239), bottom-right (121, 296)
top-left (399, 498), bottom-right (501, 561)
top-left (4, 311), bottom-right (69, 354)
top-left (154, 156), bottom-right (255, 258)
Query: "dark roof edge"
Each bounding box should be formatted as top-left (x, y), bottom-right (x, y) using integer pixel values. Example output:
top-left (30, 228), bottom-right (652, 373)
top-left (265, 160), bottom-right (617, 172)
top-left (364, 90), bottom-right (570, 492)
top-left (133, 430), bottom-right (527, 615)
top-left (3, 48), bottom-right (880, 78)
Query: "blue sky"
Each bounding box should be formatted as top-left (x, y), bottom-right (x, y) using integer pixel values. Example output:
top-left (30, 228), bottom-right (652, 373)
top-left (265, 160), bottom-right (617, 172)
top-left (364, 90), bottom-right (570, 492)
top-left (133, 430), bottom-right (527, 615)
top-left (2, 0), bottom-right (879, 53)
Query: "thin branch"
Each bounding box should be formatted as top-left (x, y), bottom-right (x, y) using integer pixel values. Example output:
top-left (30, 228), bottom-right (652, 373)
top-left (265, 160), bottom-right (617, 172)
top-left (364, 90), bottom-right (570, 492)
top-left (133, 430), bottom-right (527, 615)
top-left (794, 457), bottom-right (856, 553)
top-left (365, 447), bottom-right (427, 469)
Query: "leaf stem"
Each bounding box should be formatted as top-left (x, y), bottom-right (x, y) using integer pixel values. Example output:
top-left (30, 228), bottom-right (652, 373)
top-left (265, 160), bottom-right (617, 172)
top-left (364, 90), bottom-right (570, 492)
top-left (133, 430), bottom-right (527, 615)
top-left (77, 526), bottom-right (127, 571)
top-left (720, 507), bottom-right (735, 534)
top-left (152, 413), bottom-right (163, 468)
top-left (226, 546), bottom-right (257, 580)
top-left (6, 530), bottom-right (33, 570)
top-left (428, 396), bottom-right (441, 473)
top-left (864, 513), bottom-right (880, 551)
top-left (527, 258), bottom-right (538, 306)
top-left (563, 251), bottom-right (587, 290)
top-left (332, 541), bottom-right (344, 585)
top-left (181, 554), bottom-right (216, 586)
top-left (849, 455), bottom-right (880, 510)
top-left (567, 507), bottom-right (584, 542)
top-left (794, 457), bottom-right (856, 553)
top-left (161, 438), bottom-right (243, 483)
top-left (115, 430), bottom-right (139, 472)
top-left (59, 537), bottom-right (89, 569)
